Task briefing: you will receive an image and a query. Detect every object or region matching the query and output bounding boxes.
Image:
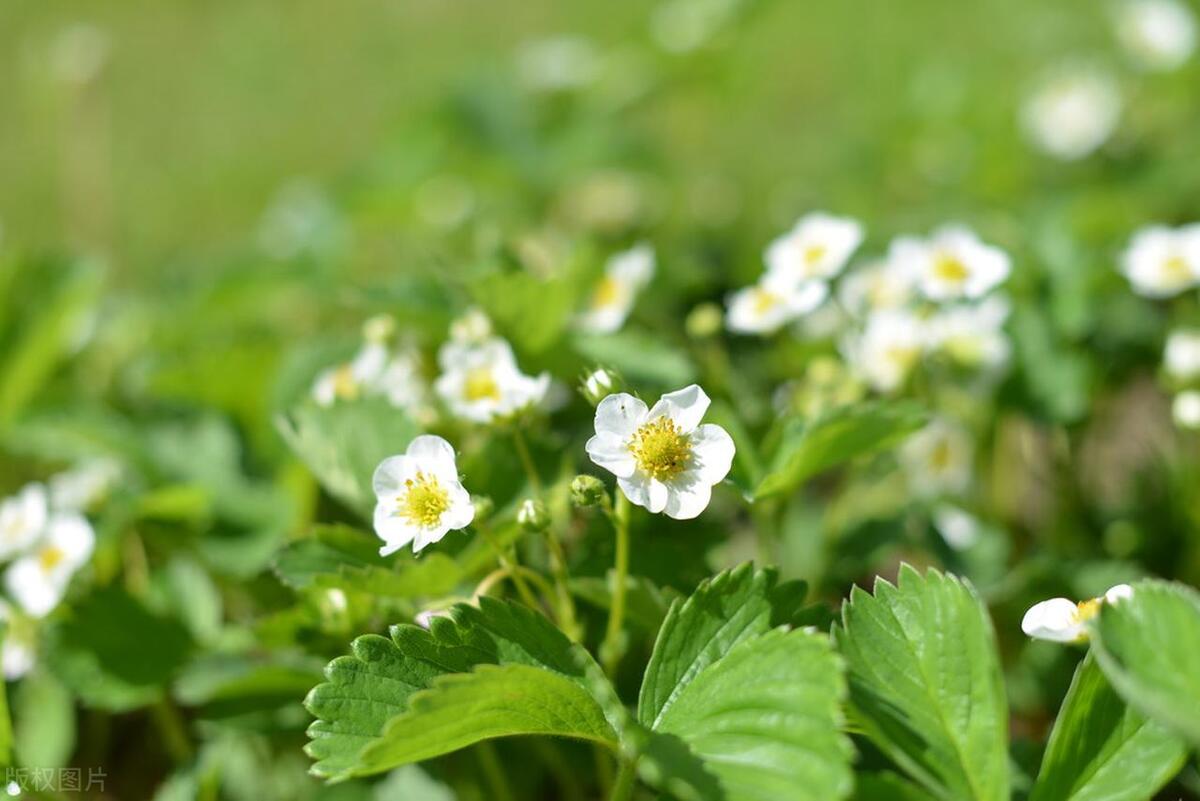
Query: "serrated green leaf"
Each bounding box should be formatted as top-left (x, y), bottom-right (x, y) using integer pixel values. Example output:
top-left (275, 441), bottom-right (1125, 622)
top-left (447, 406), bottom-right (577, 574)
top-left (1089, 580), bottom-right (1200, 747)
top-left (305, 597), bottom-right (621, 780)
top-left (277, 398), bottom-right (420, 516)
top-left (639, 628), bottom-right (852, 801)
top-left (1029, 653), bottom-right (1185, 801)
top-left (753, 401), bottom-right (927, 500)
top-left (637, 563), bottom-right (801, 728)
top-left (834, 566), bottom-right (1009, 801)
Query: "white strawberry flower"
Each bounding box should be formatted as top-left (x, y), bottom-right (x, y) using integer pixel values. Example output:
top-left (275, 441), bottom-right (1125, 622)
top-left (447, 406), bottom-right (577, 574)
top-left (725, 274), bottom-right (828, 335)
top-left (4, 513), bottom-right (95, 618)
top-left (1115, 0), bottom-right (1196, 72)
top-left (0, 600), bottom-right (36, 680)
top-left (899, 418), bottom-right (974, 498)
top-left (837, 257), bottom-right (918, 318)
top-left (312, 342), bottom-right (389, 407)
top-left (577, 244), bottom-right (656, 334)
top-left (585, 385), bottom-right (735, 520)
top-left (1021, 67), bottom-right (1122, 161)
top-left (434, 338), bottom-right (550, 424)
top-left (1121, 225), bottom-right (1200, 298)
top-left (926, 295), bottom-right (1012, 370)
top-left (0, 484), bottom-right (49, 561)
top-left (892, 226), bottom-right (1011, 302)
top-left (843, 309), bottom-right (926, 393)
top-left (1022, 584), bottom-right (1134, 643)
top-left (1164, 329), bottom-right (1200, 381)
top-left (1173, 390), bottom-right (1200, 428)
top-left (372, 435), bottom-right (475, 556)
top-left (764, 212), bottom-right (864, 284)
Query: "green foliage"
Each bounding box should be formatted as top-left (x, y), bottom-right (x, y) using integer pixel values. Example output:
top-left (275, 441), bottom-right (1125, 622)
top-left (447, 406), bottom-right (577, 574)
top-left (834, 566), bottom-right (1009, 801)
top-left (574, 331), bottom-right (698, 388)
top-left (1089, 580), bottom-right (1200, 747)
top-left (1029, 654), bottom-right (1186, 801)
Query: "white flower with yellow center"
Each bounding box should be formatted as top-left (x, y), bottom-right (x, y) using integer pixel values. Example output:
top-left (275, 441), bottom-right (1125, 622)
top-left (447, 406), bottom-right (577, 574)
top-left (837, 258), bottom-right (918, 318)
top-left (725, 274), bottom-right (828, 335)
top-left (577, 244), bottom-right (656, 334)
top-left (893, 227), bottom-right (1011, 302)
top-left (372, 435), bottom-right (474, 555)
top-left (1022, 584), bottom-right (1134, 643)
top-left (0, 484), bottom-right (48, 561)
top-left (899, 418), bottom-right (973, 498)
top-left (926, 296), bottom-right (1011, 370)
top-left (1165, 329), bottom-right (1200, 381)
top-left (0, 600), bottom-right (36, 680)
top-left (843, 309), bottom-right (926, 393)
top-left (585, 385), bottom-right (735, 519)
top-left (764, 212), bottom-right (864, 284)
top-left (4, 513), bottom-right (95, 618)
top-left (1115, 0), bottom-right (1196, 72)
top-left (1121, 225), bottom-right (1200, 298)
top-left (1021, 68), bottom-right (1121, 161)
top-left (435, 338), bottom-right (550, 424)
top-left (312, 342), bottom-right (388, 407)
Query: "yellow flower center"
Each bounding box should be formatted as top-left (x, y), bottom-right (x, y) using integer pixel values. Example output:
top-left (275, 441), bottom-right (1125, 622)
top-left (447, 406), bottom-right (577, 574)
top-left (332, 364), bottom-right (360, 401)
top-left (39, 545), bottom-right (65, 572)
top-left (1075, 597), bottom-right (1102, 623)
top-left (629, 416), bottom-right (691, 480)
top-left (929, 439), bottom-right (954, 471)
top-left (886, 345), bottom-right (920, 372)
top-left (933, 252), bottom-right (970, 285)
top-left (801, 243), bottom-right (827, 273)
top-left (591, 276), bottom-right (622, 309)
top-left (1163, 254), bottom-right (1191, 282)
top-left (463, 367), bottom-right (500, 402)
top-left (752, 287), bottom-right (780, 314)
top-left (398, 472), bottom-right (450, 528)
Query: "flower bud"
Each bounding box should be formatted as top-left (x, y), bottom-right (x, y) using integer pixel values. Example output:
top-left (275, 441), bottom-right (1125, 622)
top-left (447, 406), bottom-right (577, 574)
top-left (580, 367), bottom-right (621, 406)
top-left (685, 302), bottom-right (723, 339)
top-left (517, 498), bottom-right (549, 532)
top-left (362, 314), bottom-right (396, 344)
top-left (570, 475), bottom-right (607, 508)
top-left (471, 495), bottom-right (495, 522)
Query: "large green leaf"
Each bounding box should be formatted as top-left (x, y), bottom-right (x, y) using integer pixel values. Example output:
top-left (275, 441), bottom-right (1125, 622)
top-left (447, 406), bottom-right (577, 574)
top-left (1089, 580), bottom-right (1200, 747)
top-left (753, 401), bottom-right (926, 500)
top-left (277, 398), bottom-right (420, 516)
top-left (305, 597), bottom-right (622, 780)
top-left (1029, 654), bottom-right (1185, 801)
top-left (638, 628), bottom-right (852, 801)
top-left (833, 566), bottom-right (1009, 801)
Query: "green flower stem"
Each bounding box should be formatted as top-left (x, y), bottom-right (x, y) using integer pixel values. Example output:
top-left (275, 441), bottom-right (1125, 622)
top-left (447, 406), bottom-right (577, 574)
top-left (609, 756), bottom-right (639, 801)
top-left (476, 741), bottom-right (516, 801)
top-left (152, 694), bottom-right (194, 764)
top-left (512, 427), bottom-right (543, 497)
top-left (543, 524), bottom-right (583, 641)
top-left (477, 523), bottom-right (541, 611)
top-left (601, 491), bottom-right (631, 677)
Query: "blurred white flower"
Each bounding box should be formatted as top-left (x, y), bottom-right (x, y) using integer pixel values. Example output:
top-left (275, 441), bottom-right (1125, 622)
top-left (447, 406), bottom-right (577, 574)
top-left (586, 385), bottom-right (734, 519)
top-left (1121, 225), bottom-right (1200, 298)
top-left (4, 513), bottom-right (95, 618)
top-left (893, 226), bottom-right (1011, 302)
top-left (1021, 68), bottom-right (1122, 161)
top-left (1173, 390), bottom-right (1200, 428)
top-left (516, 36), bottom-right (600, 92)
top-left (1022, 583), bottom-right (1134, 643)
top-left (0, 600), bottom-right (35, 680)
top-left (1164, 329), bottom-right (1200, 381)
top-left (48, 459), bottom-right (121, 513)
top-left (899, 418), bottom-right (973, 498)
top-left (435, 338), bottom-right (550, 424)
top-left (577, 244), bottom-right (656, 334)
top-left (933, 505), bottom-right (982, 550)
top-left (312, 343), bottom-right (389, 407)
top-left (837, 258), bottom-right (918, 317)
top-left (843, 309), bottom-right (926, 393)
top-left (0, 484), bottom-right (49, 562)
top-left (448, 307), bottom-right (494, 347)
top-left (764, 213), bottom-right (864, 284)
top-left (582, 368), bottom-right (619, 406)
top-left (1115, 0), bottom-right (1197, 71)
top-left (926, 295), bottom-right (1012, 370)
top-left (372, 436), bottom-right (474, 555)
top-left (726, 275), bottom-right (828, 335)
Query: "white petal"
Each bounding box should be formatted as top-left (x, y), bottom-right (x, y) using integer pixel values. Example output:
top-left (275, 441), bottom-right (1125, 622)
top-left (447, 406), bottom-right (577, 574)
top-left (1021, 598), bottom-right (1085, 642)
top-left (689, 424), bottom-right (735, 484)
top-left (663, 477), bottom-right (713, 520)
top-left (645, 478), bottom-right (669, 513)
top-left (440, 484), bottom-right (476, 531)
top-left (617, 474), bottom-right (656, 512)
top-left (405, 435), bottom-right (460, 483)
top-left (648, 385), bottom-right (710, 433)
top-left (46, 514), bottom-right (94, 569)
top-left (374, 504), bottom-right (418, 556)
top-left (5, 558), bottom-right (67, 618)
top-left (586, 432), bottom-right (637, 478)
top-left (594, 393), bottom-right (648, 438)
top-left (1104, 584), bottom-right (1134, 604)
top-left (412, 523), bottom-right (452, 553)
top-left (373, 455), bottom-right (414, 499)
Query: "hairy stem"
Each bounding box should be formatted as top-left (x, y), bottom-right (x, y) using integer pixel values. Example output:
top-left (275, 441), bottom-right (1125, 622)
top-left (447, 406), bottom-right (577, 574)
top-left (601, 491), bottom-right (631, 677)
top-left (609, 756), bottom-right (639, 801)
top-left (511, 427), bottom-right (543, 497)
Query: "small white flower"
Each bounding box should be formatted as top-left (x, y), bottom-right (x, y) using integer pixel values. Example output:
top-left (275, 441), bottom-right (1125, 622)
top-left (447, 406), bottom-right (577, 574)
top-left (1115, 0), bottom-right (1197, 72)
top-left (374, 347), bottom-right (430, 416)
top-left (843, 309), bottom-right (926, 393)
top-left (1121, 225), bottom-right (1200, 298)
top-left (48, 459), bottom-right (121, 513)
top-left (0, 484), bottom-right (48, 561)
top-left (4, 513), bottom-right (95, 618)
top-left (926, 296), bottom-right (1012, 370)
top-left (583, 368), bottom-right (616, 403)
top-left (837, 258), bottom-right (918, 317)
top-left (1164, 329), bottom-right (1200, 381)
top-left (372, 435), bottom-right (475, 555)
top-left (312, 342), bottom-right (389, 407)
top-left (1021, 67), bottom-right (1122, 161)
top-left (892, 227), bottom-right (1011, 302)
top-left (899, 418), bottom-right (973, 498)
top-left (0, 600), bottom-right (35, 680)
top-left (1022, 583), bottom-right (1135, 643)
top-left (933, 505), bottom-right (982, 551)
top-left (726, 275), bottom-right (828, 335)
top-left (1173, 390), bottom-right (1200, 428)
top-left (585, 385), bottom-right (735, 520)
top-left (434, 338), bottom-right (550, 424)
top-left (577, 244), bottom-right (656, 334)
top-left (764, 212), bottom-right (864, 284)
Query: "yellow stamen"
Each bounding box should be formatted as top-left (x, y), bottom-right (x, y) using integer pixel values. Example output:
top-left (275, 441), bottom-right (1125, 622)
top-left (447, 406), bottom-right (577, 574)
top-left (39, 545), bottom-right (65, 572)
top-left (463, 367), bottom-right (500, 402)
top-left (1075, 597), bottom-right (1102, 623)
top-left (629, 417), bottom-right (691, 481)
top-left (398, 472), bottom-right (450, 528)
top-left (332, 364), bottom-right (359, 401)
top-left (1163, 254), bottom-right (1191, 282)
top-left (752, 287), bottom-right (779, 314)
top-left (591, 276), bottom-right (623, 310)
top-left (802, 243), bottom-right (827, 271)
top-left (930, 439), bottom-right (954, 471)
top-left (933, 252), bottom-right (970, 284)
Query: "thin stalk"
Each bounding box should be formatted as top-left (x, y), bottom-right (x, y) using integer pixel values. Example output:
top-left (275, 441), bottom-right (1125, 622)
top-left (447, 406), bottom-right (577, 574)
top-left (543, 524), bottom-right (582, 641)
top-left (512, 427), bottom-right (543, 497)
top-left (601, 491), bottom-right (631, 677)
top-left (475, 741), bottom-right (516, 801)
top-left (151, 694), bottom-right (193, 764)
top-left (609, 757), bottom-right (639, 801)
top-left (477, 525), bottom-right (541, 610)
